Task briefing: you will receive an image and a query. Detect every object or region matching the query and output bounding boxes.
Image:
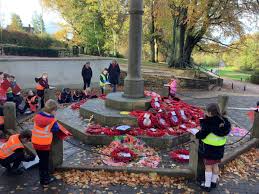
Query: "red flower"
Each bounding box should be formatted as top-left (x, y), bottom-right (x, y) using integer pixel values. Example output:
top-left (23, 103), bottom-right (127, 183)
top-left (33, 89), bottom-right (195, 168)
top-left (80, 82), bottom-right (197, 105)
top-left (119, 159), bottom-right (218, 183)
top-left (111, 147), bottom-right (137, 163)
top-left (155, 113), bottom-right (170, 129)
top-left (169, 149), bottom-right (189, 163)
top-left (71, 99), bottom-right (87, 110)
top-left (137, 113), bottom-right (155, 129)
top-left (167, 110), bottom-right (182, 127)
top-left (103, 128), bottom-right (122, 136)
top-left (85, 124), bottom-right (104, 135)
top-left (167, 127), bottom-right (186, 136)
top-left (146, 128), bottom-right (166, 137)
top-left (127, 128), bottom-right (145, 136)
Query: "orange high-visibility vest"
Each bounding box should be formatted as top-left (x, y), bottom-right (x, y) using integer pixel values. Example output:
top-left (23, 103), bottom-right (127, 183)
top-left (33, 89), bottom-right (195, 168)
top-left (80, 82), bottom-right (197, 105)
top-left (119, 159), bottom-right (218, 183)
top-left (36, 84), bottom-right (44, 91)
top-left (0, 116), bottom-right (4, 125)
top-left (27, 96), bottom-right (37, 112)
top-left (0, 134), bottom-right (24, 159)
top-left (32, 119), bottom-right (56, 146)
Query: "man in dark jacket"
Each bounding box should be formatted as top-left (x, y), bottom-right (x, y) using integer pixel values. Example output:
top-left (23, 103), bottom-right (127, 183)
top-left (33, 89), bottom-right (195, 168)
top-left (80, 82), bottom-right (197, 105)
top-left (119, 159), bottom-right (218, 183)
top-left (81, 62), bottom-right (93, 90)
top-left (108, 60), bottom-right (120, 92)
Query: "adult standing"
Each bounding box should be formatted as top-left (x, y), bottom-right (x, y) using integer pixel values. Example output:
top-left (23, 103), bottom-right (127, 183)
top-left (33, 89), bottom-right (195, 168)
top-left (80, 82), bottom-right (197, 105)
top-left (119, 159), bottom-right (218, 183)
top-left (81, 62), bottom-right (93, 90)
top-left (108, 60), bottom-right (121, 92)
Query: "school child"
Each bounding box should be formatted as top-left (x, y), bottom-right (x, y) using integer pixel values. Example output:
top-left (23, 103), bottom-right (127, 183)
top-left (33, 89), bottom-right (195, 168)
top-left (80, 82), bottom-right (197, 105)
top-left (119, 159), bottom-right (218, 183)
top-left (196, 103), bottom-right (231, 192)
top-left (0, 72), bottom-right (9, 104)
top-left (35, 73), bottom-right (49, 108)
top-left (32, 99), bottom-right (71, 185)
top-left (24, 90), bottom-right (39, 114)
top-left (99, 68), bottom-right (109, 95)
top-left (72, 90), bottom-right (84, 102)
top-left (58, 88), bottom-right (72, 104)
top-left (0, 107), bottom-right (4, 137)
top-left (0, 130), bottom-right (35, 175)
top-left (168, 78), bottom-right (177, 98)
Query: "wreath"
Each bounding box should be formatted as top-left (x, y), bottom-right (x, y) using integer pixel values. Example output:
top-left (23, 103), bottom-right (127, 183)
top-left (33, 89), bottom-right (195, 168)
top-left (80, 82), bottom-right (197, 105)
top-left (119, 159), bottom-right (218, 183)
top-left (111, 147), bottom-right (137, 163)
top-left (167, 110), bottom-right (181, 127)
top-left (103, 128), bottom-right (122, 136)
top-left (85, 124), bottom-right (104, 135)
top-left (151, 97), bottom-right (162, 110)
top-left (146, 128), bottom-right (166, 137)
top-left (169, 149), bottom-right (189, 163)
top-left (127, 128), bottom-right (145, 136)
top-left (137, 113), bottom-right (155, 129)
top-left (155, 113), bottom-right (170, 129)
top-left (71, 99), bottom-right (87, 110)
top-left (167, 127), bottom-right (186, 136)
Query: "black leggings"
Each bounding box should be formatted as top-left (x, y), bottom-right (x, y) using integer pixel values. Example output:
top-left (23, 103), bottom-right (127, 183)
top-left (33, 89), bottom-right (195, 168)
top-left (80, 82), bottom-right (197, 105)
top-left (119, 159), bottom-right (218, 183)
top-left (37, 90), bottom-right (45, 108)
top-left (83, 79), bottom-right (91, 90)
top-left (0, 152), bottom-right (25, 170)
top-left (36, 150), bottom-right (50, 181)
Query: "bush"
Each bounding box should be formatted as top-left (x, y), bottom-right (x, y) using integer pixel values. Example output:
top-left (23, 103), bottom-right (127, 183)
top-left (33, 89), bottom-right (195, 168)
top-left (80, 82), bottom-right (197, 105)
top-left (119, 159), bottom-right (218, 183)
top-left (250, 69), bottom-right (259, 84)
top-left (3, 46), bottom-right (59, 57)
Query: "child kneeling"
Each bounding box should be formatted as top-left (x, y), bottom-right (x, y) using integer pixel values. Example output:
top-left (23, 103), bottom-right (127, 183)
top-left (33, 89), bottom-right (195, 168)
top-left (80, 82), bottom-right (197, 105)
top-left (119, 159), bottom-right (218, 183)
top-left (196, 103), bottom-right (231, 192)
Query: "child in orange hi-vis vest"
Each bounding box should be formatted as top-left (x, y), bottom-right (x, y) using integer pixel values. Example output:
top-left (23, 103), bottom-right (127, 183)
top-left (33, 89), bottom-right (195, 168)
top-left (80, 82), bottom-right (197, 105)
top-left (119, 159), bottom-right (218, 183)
top-left (35, 73), bottom-right (49, 108)
top-left (32, 99), bottom-right (71, 185)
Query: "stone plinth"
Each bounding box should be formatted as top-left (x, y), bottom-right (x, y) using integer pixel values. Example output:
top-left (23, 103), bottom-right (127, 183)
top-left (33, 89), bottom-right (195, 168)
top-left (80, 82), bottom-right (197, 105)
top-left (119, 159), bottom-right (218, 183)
top-left (105, 92), bottom-right (151, 111)
top-left (80, 99), bottom-right (138, 127)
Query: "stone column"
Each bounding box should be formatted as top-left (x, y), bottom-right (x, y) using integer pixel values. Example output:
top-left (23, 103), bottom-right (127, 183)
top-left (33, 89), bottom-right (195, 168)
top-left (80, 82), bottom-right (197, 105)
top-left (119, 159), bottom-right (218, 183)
top-left (252, 111), bottom-right (259, 139)
top-left (123, 0), bottom-right (144, 99)
top-left (49, 134), bottom-right (63, 173)
top-left (189, 135), bottom-right (204, 181)
top-left (3, 102), bottom-right (16, 132)
top-left (218, 95), bottom-right (229, 114)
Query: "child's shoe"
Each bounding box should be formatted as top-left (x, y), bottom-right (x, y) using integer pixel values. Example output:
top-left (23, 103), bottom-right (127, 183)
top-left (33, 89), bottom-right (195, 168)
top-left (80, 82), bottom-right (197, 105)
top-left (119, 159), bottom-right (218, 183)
top-left (200, 182), bottom-right (211, 192)
top-left (211, 182), bottom-right (217, 188)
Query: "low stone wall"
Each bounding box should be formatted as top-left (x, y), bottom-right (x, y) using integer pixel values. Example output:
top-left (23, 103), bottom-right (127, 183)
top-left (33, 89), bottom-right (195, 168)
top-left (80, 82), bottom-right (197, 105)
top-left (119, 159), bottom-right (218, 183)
top-left (0, 57), bottom-right (113, 89)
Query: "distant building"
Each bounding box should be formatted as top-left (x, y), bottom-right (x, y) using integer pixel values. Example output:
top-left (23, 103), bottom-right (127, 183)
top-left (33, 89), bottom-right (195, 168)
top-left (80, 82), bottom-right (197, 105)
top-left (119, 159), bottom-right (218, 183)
top-left (6, 24), bottom-right (34, 34)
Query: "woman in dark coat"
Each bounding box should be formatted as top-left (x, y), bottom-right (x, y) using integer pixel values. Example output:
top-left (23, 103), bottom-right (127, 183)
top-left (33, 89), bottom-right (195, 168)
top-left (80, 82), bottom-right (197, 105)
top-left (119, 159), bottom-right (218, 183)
top-left (108, 60), bottom-right (120, 92)
top-left (81, 62), bottom-right (93, 90)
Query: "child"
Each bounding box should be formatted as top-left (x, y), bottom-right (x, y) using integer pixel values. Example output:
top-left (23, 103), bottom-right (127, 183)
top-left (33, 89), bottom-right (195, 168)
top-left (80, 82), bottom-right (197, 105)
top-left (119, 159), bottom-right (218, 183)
top-left (58, 88), bottom-right (72, 104)
top-left (169, 78), bottom-right (177, 98)
top-left (32, 100), bottom-right (60, 185)
top-left (195, 103), bottom-right (231, 192)
top-left (72, 90), bottom-right (84, 102)
top-left (0, 107), bottom-right (4, 137)
top-left (0, 72), bottom-right (9, 104)
top-left (24, 90), bottom-right (39, 114)
top-left (35, 73), bottom-right (49, 108)
top-left (0, 130), bottom-right (35, 175)
top-left (99, 68), bottom-right (109, 95)
top-left (32, 99), bottom-right (71, 185)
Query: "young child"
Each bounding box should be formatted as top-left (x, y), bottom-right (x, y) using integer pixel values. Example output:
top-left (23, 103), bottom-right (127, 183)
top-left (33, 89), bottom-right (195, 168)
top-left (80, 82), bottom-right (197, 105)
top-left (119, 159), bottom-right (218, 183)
top-left (0, 107), bottom-right (4, 137)
top-left (0, 130), bottom-right (35, 175)
top-left (24, 90), bottom-right (39, 114)
top-left (99, 68), bottom-right (109, 95)
top-left (35, 73), bottom-right (49, 108)
top-left (0, 72), bottom-right (9, 104)
top-left (72, 90), bottom-right (84, 102)
top-left (195, 103), bottom-right (231, 192)
top-left (58, 88), bottom-right (72, 104)
top-left (168, 78), bottom-right (177, 98)
top-left (32, 100), bottom-right (60, 185)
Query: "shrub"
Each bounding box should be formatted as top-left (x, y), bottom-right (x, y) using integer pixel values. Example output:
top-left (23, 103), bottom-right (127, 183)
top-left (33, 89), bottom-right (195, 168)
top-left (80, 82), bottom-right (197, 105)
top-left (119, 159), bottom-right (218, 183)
top-left (250, 69), bottom-right (259, 84)
top-left (3, 46), bottom-right (59, 57)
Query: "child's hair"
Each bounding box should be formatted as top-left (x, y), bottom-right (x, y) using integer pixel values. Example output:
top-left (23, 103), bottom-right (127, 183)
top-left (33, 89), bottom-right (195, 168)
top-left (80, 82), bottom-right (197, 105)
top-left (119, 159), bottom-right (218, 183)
top-left (257, 101), bottom-right (259, 107)
top-left (206, 103), bottom-right (221, 116)
top-left (20, 129), bottom-right (32, 140)
top-left (43, 99), bottom-right (58, 114)
top-left (0, 72), bottom-right (3, 75)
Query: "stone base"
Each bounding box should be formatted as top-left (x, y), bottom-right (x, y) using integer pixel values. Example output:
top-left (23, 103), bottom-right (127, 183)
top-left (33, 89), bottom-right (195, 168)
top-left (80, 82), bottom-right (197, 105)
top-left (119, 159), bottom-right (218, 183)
top-left (123, 79), bottom-right (145, 98)
top-left (105, 92), bottom-right (151, 111)
top-left (80, 99), bottom-right (138, 127)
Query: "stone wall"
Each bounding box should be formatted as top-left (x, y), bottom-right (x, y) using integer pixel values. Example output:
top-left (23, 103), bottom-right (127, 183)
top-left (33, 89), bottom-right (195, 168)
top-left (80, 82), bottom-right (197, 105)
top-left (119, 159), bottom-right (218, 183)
top-left (0, 57), bottom-right (113, 89)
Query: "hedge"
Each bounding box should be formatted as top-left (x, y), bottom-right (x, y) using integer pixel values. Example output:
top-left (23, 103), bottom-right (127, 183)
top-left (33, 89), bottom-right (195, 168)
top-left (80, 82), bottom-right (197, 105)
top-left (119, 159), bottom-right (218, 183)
top-left (3, 46), bottom-right (59, 57)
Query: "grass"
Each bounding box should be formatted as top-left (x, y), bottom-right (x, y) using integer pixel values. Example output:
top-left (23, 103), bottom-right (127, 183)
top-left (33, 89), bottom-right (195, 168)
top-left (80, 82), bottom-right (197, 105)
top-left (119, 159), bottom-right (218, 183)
top-left (204, 65), bottom-right (252, 81)
top-left (117, 58), bottom-right (252, 81)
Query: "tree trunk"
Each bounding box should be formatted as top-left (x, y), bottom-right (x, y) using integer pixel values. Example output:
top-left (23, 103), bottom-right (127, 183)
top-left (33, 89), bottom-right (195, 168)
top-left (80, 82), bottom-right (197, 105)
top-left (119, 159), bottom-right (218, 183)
top-left (149, 0), bottom-right (156, 63)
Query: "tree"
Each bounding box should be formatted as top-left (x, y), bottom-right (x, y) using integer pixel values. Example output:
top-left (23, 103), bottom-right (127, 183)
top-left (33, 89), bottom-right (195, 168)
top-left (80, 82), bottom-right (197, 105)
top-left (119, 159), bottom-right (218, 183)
top-left (31, 12), bottom-right (46, 34)
top-left (159, 0), bottom-right (259, 68)
top-left (8, 14), bottom-right (23, 31)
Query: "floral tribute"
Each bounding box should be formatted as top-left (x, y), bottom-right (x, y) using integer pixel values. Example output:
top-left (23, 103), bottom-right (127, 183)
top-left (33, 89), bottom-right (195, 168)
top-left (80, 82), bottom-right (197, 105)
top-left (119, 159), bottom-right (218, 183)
top-left (169, 149), bottom-right (190, 163)
top-left (84, 91), bottom-right (204, 138)
top-left (101, 135), bottom-right (161, 168)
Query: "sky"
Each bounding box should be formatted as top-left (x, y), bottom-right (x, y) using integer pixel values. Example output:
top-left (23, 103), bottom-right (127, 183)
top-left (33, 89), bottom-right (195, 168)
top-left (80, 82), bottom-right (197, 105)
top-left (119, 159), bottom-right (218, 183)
top-left (0, 0), bottom-right (64, 34)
